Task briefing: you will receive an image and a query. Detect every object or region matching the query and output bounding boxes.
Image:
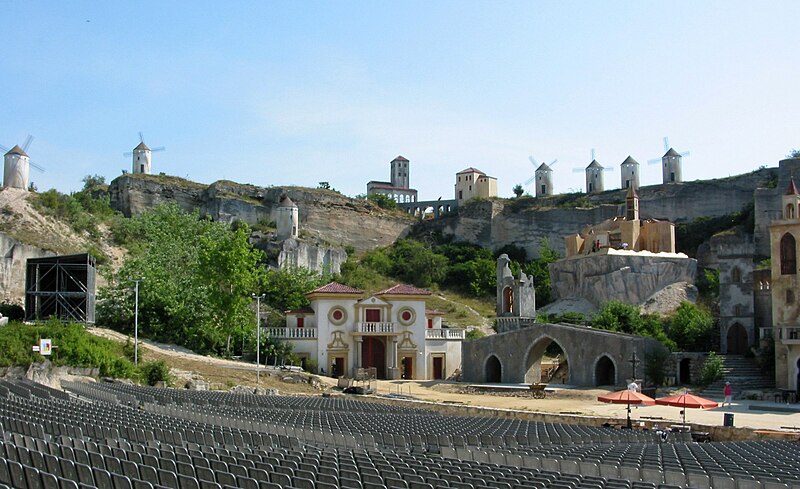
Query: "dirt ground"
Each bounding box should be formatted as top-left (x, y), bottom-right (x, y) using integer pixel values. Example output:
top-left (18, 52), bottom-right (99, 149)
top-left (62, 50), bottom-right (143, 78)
top-left (87, 327), bottom-right (800, 434)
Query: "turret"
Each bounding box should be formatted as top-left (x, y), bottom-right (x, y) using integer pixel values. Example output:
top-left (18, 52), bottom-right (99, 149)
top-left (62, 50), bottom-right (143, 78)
top-left (390, 155), bottom-right (410, 189)
top-left (625, 185), bottom-right (639, 221)
top-left (782, 179), bottom-right (800, 220)
top-left (276, 194), bottom-right (299, 239)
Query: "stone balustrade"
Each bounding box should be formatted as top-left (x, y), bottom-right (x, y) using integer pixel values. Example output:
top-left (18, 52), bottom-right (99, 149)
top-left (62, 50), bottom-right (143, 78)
top-left (355, 322), bottom-right (396, 334)
top-left (425, 328), bottom-right (465, 340)
top-left (267, 327), bottom-right (317, 339)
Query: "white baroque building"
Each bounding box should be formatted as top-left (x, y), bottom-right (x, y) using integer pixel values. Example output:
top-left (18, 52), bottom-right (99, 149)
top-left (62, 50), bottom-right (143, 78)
top-left (277, 282), bottom-right (464, 380)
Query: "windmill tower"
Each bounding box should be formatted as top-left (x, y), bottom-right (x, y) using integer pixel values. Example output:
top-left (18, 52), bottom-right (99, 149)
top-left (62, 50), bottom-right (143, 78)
top-left (124, 132), bottom-right (165, 175)
top-left (1, 135), bottom-right (44, 191)
top-left (620, 155), bottom-right (640, 190)
top-left (648, 137), bottom-right (689, 184)
top-left (525, 155), bottom-right (558, 197)
top-left (572, 150), bottom-right (612, 194)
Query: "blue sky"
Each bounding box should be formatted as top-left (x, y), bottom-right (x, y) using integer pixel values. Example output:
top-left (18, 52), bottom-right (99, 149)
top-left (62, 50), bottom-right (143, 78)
top-left (3, 1), bottom-right (799, 199)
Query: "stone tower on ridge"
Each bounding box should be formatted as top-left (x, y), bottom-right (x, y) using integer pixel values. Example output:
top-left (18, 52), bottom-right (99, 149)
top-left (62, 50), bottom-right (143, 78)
top-left (620, 155), bottom-right (640, 190)
top-left (662, 148), bottom-right (682, 184)
top-left (276, 194), bottom-right (299, 240)
top-left (3, 145), bottom-right (30, 190)
top-left (132, 142), bottom-right (152, 175)
top-left (535, 162), bottom-right (553, 197)
top-left (585, 160), bottom-right (604, 194)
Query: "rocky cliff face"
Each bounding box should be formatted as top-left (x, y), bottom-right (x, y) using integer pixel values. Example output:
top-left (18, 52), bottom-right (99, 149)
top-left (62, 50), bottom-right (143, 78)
top-left (0, 232), bottom-right (53, 304)
top-left (548, 250), bottom-right (697, 309)
top-left (108, 175), bottom-right (415, 253)
top-left (417, 168), bottom-right (774, 258)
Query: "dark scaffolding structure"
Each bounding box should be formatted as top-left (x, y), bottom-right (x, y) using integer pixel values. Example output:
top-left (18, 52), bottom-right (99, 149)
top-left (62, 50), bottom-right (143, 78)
top-left (25, 253), bottom-right (96, 323)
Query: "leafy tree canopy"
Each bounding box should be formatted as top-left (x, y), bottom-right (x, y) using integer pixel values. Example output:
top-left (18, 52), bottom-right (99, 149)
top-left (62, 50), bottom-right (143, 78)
top-left (97, 204), bottom-right (265, 356)
top-left (667, 302), bottom-right (715, 352)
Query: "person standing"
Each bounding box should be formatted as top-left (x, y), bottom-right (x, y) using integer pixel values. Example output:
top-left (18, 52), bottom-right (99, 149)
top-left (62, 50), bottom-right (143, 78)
top-left (723, 381), bottom-right (733, 406)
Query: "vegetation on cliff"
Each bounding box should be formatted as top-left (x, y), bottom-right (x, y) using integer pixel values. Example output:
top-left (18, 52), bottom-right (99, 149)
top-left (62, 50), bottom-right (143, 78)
top-left (676, 203), bottom-right (754, 257)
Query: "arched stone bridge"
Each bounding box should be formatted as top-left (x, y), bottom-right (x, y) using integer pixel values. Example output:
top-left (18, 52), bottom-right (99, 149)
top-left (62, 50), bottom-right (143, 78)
top-left (462, 322), bottom-right (665, 387)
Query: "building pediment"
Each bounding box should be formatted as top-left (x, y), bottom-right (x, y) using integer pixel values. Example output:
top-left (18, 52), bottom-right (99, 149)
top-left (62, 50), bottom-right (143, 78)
top-left (356, 296), bottom-right (391, 307)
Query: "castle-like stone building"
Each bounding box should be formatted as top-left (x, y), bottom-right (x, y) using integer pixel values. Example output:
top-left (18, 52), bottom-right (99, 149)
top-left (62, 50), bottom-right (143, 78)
top-left (767, 179), bottom-right (800, 392)
top-left (455, 167), bottom-right (497, 207)
top-left (366, 156), bottom-right (418, 203)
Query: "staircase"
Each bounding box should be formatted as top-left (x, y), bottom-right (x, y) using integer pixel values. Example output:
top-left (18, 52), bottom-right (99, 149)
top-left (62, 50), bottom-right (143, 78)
top-left (701, 355), bottom-right (774, 400)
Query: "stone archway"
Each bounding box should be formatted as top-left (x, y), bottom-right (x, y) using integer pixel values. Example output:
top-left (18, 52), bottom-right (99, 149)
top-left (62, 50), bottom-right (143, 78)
top-left (485, 355), bottom-right (502, 383)
top-left (594, 355), bottom-right (616, 386)
top-left (524, 337), bottom-right (569, 384)
top-left (726, 323), bottom-right (749, 355)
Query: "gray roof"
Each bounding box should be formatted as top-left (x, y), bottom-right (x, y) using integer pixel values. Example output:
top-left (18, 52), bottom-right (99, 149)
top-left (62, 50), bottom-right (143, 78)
top-left (664, 148), bottom-right (681, 157)
top-left (134, 142), bottom-right (150, 151)
top-left (587, 160), bottom-right (603, 169)
top-left (621, 155), bottom-right (639, 166)
top-left (536, 162), bottom-right (552, 172)
top-left (278, 194), bottom-right (297, 208)
top-left (5, 145), bottom-right (27, 157)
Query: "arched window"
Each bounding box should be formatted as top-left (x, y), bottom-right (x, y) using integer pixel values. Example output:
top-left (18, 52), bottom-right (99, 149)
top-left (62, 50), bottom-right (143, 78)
top-left (786, 204), bottom-right (796, 220)
top-left (731, 267), bottom-right (741, 283)
top-left (781, 233), bottom-right (797, 275)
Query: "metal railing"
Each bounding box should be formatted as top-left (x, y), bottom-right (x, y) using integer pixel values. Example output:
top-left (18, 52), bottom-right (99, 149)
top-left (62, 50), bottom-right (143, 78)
top-left (759, 328), bottom-right (773, 340)
top-left (425, 328), bottom-right (466, 340)
top-left (267, 328), bottom-right (317, 339)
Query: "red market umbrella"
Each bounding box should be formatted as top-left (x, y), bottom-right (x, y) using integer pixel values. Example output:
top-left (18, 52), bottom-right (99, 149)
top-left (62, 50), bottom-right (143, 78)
top-left (598, 389), bottom-right (656, 428)
top-left (655, 392), bottom-right (718, 424)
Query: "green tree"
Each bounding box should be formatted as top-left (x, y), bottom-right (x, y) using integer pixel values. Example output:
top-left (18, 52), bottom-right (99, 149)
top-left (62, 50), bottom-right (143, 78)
top-left (521, 239), bottom-right (560, 307)
top-left (261, 267), bottom-right (327, 312)
top-left (366, 193), bottom-right (398, 210)
top-left (644, 347), bottom-right (671, 390)
top-left (387, 239), bottom-right (448, 287)
top-left (701, 352), bottom-right (724, 385)
top-left (512, 184), bottom-right (524, 198)
top-left (592, 301), bottom-right (674, 348)
top-left (667, 302), bottom-right (714, 352)
top-left (97, 204), bottom-right (264, 356)
top-left (789, 149), bottom-right (800, 158)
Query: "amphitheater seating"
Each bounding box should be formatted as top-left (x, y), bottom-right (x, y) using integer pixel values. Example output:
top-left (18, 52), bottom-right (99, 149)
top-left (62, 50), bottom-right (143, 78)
top-left (0, 379), bottom-right (797, 489)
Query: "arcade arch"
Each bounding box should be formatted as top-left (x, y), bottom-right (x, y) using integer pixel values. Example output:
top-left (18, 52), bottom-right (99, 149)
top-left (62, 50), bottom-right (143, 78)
top-left (594, 355), bottom-right (616, 386)
top-left (524, 336), bottom-right (569, 384)
top-left (485, 355), bottom-right (502, 383)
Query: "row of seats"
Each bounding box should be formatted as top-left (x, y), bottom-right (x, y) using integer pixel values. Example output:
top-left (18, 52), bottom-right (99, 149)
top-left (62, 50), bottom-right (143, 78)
top-left (1, 379), bottom-right (799, 489)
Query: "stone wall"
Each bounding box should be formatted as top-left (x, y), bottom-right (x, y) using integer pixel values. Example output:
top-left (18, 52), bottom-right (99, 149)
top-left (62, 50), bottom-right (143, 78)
top-left (275, 238), bottom-right (346, 275)
top-left (108, 174), bottom-right (415, 253)
top-left (462, 322), bottom-right (665, 387)
top-left (0, 232), bottom-right (53, 304)
top-left (547, 250), bottom-right (697, 308)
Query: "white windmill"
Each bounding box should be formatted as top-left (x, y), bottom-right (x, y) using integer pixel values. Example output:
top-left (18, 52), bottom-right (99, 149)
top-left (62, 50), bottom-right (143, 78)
top-left (647, 137), bottom-right (690, 184)
top-left (525, 155), bottom-right (558, 197)
top-left (572, 149), bottom-right (612, 193)
top-left (1, 135), bottom-right (45, 191)
top-left (123, 132), bottom-right (165, 175)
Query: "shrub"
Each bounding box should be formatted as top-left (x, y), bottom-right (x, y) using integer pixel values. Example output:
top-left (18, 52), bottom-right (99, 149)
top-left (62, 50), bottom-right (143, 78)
top-left (465, 329), bottom-right (486, 341)
top-left (139, 360), bottom-right (172, 386)
top-left (701, 352), bottom-right (724, 385)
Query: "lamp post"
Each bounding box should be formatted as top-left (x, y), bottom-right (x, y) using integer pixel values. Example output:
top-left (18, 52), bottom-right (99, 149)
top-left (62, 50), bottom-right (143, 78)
top-left (132, 279), bottom-right (142, 366)
top-left (252, 293), bottom-right (265, 383)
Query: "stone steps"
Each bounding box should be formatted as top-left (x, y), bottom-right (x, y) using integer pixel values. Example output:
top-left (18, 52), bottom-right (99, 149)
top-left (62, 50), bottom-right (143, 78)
top-left (700, 355), bottom-right (774, 399)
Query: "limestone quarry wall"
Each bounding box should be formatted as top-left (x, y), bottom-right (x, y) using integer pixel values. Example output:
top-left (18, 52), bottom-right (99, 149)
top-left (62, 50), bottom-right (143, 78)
top-left (548, 251), bottom-right (697, 308)
top-left (0, 232), bottom-right (53, 304)
top-left (108, 175), bottom-right (414, 253)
